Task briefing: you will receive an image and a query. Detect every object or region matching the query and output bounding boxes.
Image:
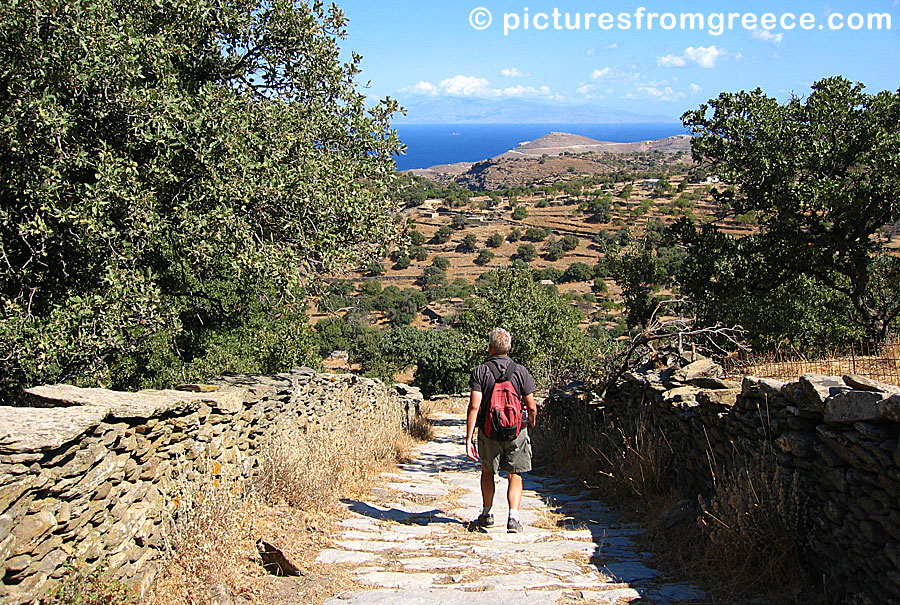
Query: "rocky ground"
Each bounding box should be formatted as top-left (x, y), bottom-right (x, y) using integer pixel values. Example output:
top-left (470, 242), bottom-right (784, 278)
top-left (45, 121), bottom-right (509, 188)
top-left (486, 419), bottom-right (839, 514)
top-left (314, 411), bottom-right (704, 604)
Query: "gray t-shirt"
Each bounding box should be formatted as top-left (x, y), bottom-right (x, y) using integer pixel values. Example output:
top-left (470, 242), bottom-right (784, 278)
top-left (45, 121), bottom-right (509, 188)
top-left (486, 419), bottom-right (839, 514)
top-left (469, 355), bottom-right (536, 423)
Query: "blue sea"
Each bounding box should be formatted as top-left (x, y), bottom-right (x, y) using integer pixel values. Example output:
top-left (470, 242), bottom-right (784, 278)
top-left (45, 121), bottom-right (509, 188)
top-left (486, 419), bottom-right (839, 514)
top-left (393, 123), bottom-right (689, 171)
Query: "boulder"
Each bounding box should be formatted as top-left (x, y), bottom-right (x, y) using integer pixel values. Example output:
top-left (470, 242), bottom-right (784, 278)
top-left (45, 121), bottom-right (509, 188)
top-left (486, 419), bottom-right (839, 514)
top-left (672, 358), bottom-right (723, 383)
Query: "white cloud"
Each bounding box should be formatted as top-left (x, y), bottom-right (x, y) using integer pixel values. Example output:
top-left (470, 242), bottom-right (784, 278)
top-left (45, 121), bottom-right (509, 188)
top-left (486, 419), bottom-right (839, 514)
top-left (684, 46), bottom-right (724, 68)
top-left (404, 81), bottom-right (439, 96)
top-left (627, 85), bottom-right (685, 102)
top-left (751, 28), bottom-right (784, 45)
top-left (604, 42), bottom-right (619, 50)
top-left (658, 46), bottom-right (729, 69)
top-left (586, 48), bottom-right (597, 57)
top-left (501, 67), bottom-right (529, 78)
top-left (501, 85), bottom-right (552, 98)
top-left (401, 75), bottom-right (562, 101)
top-left (439, 75), bottom-right (493, 96)
top-left (577, 84), bottom-right (597, 95)
top-left (690, 83), bottom-right (702, 94)
top-left (657, 54), bottom-right (687, 68)
top-left (590, 67), bottom-right (611, 80)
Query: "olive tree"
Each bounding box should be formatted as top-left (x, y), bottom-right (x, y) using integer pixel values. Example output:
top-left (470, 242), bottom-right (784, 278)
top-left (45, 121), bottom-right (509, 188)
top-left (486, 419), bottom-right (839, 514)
top-left (0, 0), bottom-right (402, 399)
top-left (679, 77), bottom-right (900, 344)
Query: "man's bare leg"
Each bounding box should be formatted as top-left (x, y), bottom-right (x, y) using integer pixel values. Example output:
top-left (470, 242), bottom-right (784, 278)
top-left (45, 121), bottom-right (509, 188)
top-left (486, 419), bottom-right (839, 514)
top-left (507, 472), bottom-right (523, 511)
top-left (481, 466), bottom-right (495, 507)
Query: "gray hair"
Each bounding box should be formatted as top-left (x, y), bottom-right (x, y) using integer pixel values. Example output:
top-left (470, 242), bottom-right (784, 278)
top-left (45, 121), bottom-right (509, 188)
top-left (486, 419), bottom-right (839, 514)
top-left (489, 327), bottom-right (512, 354)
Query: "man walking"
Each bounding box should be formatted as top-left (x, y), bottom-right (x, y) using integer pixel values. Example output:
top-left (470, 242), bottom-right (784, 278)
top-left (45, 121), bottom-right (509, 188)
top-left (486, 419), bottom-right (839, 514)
top-left (465, 327), bottom-right (538, 533)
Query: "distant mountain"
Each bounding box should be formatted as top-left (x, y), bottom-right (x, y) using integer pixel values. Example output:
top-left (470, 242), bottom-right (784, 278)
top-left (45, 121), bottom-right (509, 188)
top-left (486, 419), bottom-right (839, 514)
top-left (395, 97), bottom-right (678, 124)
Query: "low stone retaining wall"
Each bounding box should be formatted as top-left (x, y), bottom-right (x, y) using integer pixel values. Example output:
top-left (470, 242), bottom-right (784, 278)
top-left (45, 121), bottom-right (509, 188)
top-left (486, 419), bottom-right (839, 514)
top-left (542, 355), bottom-right (900, 601)
top-left (0, 369), bottom-right (421, 604)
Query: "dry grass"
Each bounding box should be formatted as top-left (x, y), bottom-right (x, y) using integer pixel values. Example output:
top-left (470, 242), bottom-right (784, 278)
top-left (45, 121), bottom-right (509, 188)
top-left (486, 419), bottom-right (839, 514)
top-left (734, 340), bottom-right (900, 386)
top-left (694, 459), bottom-right (812, 602)
top-left (531, 506), bottom-right (581, 531)
top-left (594, 416), bottom-right (678, 502)
top-left (538, 401), bottom-right (822, 603)
top-left (148, 407), bottom-right (409, 604)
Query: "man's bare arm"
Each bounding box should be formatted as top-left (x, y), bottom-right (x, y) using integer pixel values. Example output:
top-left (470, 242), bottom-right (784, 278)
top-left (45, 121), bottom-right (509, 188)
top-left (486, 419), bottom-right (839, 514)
top-left (465, 390), bottom-right (482, 461)
top-left (525, 393), bottom-right (537, 428)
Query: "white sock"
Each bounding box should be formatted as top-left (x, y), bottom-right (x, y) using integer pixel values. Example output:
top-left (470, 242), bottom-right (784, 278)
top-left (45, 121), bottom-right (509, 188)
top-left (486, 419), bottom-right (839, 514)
top-left (482, 506), bottom-right (493, 516)
top-left (508, 509), bottom-right (520, 522)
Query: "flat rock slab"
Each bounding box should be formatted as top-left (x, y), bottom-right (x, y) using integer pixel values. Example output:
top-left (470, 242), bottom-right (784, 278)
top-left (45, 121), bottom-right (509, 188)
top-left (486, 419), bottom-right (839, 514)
top-left (578, 587), bottom-right (643, 602)
top-left (355, 571), bottom-right (436, 589)
top-left (325, 588), bottom-right (566, 605)
top-left (319, 411), bottom-right (703, 604)
top-left (316, 550), bottom-right (379, 565)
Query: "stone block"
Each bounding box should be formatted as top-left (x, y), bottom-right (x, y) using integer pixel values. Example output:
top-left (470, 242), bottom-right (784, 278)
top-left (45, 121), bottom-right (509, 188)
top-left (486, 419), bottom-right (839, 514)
top-left (697, 389), bottom-right (740, 408)
top-left (800, 373), bottom-right (851, 411)
top-left (825, 390), bottom-right (891, 423)
top-left (843, 375), bottom-right (900, 393)
top-left (663, 386), bottom-right (702, 403)
top-left (741, 376), bottom-right (785, 400)
top-left (11, 511), bottom-right (57, 557)
top-left (672, 358), bottom-right (723, 382)
top-left (776, 432), bottom-right (816, 458)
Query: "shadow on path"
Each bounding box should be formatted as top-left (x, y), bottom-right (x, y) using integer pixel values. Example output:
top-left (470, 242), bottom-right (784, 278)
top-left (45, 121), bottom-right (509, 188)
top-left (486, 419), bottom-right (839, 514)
top-left (341, 499), bottom-right (463, 526)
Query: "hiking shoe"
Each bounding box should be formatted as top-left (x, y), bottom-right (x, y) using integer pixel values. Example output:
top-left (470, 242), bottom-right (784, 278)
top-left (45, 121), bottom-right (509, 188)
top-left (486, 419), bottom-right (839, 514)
top-left (507, 517), bottom-right (523, 533)
top-left (473, 512), bottom-right (494, 528)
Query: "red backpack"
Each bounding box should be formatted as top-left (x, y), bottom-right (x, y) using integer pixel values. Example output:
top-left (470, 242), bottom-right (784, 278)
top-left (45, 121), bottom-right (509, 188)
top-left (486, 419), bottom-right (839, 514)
top-left (482, 360), bottom-right (523, 441)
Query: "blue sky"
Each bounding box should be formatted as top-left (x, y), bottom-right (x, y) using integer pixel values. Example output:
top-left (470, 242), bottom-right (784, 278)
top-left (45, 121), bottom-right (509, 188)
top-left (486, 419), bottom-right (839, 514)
top-left (335, 1), bottom-right (900, 122)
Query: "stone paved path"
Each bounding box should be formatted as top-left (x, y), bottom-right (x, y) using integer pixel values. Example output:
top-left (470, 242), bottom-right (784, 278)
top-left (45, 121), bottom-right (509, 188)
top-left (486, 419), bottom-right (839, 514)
top-left (321, 413), bottom-right (704, 604)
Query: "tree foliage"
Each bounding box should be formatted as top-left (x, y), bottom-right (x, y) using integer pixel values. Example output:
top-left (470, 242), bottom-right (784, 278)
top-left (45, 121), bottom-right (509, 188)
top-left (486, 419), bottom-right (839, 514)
top-left (0, 0), bottom-right (402, 398)
top-left (680, 77), bottom-right (900, 344)
top-left (459, 266), bottom-right (586, 385)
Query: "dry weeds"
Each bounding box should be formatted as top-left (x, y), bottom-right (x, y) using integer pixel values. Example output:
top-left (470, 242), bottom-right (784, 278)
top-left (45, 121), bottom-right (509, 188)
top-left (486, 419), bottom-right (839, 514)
top-left (148, 405), bottom-right (409, 604)
top-left (695, 458), bottom-right (812, 602)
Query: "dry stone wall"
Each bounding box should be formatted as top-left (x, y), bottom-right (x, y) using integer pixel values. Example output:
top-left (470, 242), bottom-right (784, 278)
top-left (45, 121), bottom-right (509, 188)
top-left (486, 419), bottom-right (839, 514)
top-left (542, 354), bottom-right (900, 602)
top-left (0, 369), bottom-right (421, 604)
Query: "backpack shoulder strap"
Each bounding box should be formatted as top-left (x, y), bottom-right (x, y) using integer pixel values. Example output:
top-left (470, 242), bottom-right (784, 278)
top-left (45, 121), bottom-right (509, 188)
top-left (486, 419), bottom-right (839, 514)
top-left (486, 359), bottom-right (503, 381)
top-left (501, 361), bottom-right (517, 383)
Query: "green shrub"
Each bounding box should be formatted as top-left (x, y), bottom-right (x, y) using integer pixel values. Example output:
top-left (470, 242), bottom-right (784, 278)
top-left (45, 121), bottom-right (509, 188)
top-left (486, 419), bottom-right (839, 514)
top-left (517, 244), bottom-right (538, 262)
top-left (432, 256), bottom-right (451, 270)
top-left (512, 205), bottom-right (529, 220)
top-left (486, 233), bottom-right (505, 248)
top-left (533, 268), bottom-right (563, 283)
top-left (561, 235), bottom-right (580, 251)
top-left (524, 227), bottom-right (549, 242)
top-left (433, 226), bottom-right (453, 244)
top-left (408, 229), bottom-right (426, 245)
top-left (561, 262), bottom-right (594, 283)
top-left (545, 242), bottom-right (565, 261)
top-left (474, 249), bottom-right (495, 266)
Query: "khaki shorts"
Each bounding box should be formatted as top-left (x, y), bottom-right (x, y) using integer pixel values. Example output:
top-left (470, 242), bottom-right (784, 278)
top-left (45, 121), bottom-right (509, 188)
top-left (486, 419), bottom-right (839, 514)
top-left (477, 428), bottom-right (532, 475)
